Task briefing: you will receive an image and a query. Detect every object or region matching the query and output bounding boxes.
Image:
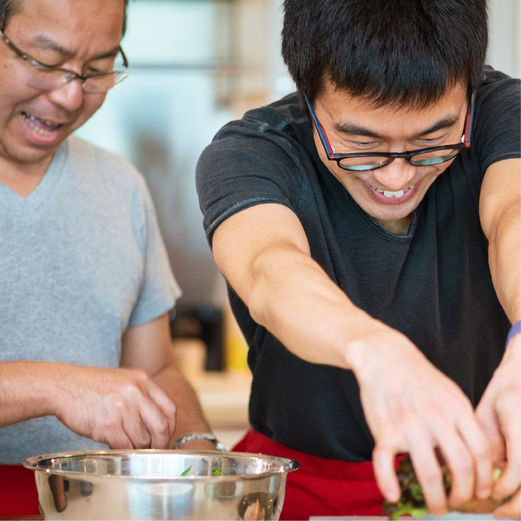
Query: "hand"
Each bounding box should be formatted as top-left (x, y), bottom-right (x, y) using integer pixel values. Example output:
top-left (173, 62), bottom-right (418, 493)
top-left (53, 365), bottom-right (177, 450)
top-left (476, 335), bottom-right (521, 519)
top-left (349, 325), bottom-right (493, 516)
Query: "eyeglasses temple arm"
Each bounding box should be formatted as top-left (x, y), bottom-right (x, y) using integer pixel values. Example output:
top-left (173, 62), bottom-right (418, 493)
top-left (305, 94), bottom-right (335, 158)
top-left (463, 92), bottom-right (475, 146)
top-left (119, 46), bottom-right (129, 68)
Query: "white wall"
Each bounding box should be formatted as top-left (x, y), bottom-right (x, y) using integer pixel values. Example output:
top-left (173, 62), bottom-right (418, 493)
top-left (487, 0), bottom-right (521, 78)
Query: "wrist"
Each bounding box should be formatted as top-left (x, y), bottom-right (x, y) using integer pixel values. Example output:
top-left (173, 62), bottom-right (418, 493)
top-left (505, 320), bottom-right (521, 349)
top-left (173, 432), bottom-right (226, 451)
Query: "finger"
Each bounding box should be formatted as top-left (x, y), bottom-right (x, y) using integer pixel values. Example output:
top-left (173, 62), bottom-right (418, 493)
top-left (493, 487), bottom-right (520, 520)
top-left (493, 405), bottom-right (521, 501)
top-left (103, 422), bottom-right (135, 450)
top-left (408, 441), bottom-right (448, 516)
top-left (121, 410), bottom-right (152, 449)
top-left (476, 397), bottom-right (507, 463)
top-left (104, 391), bottom-right (152, 449)
top-left (426, 408), bottom-right (476, 507)
top-left (146, 382), bottom-right (177, 444)
top-left (373, 444), bottom-right (401, 503)
top-left (433, 428), bottom-right (476, 508)
top-left (137, 392), bottom-right (174, 449)
top-left (493, 450), bottom-right (521, 501)
top-left (89, 408), bottom-right (135, 450)
top-left (454, 413), bottom-right (493, 501)
top-left (431, 392), bottom-right (494, 503)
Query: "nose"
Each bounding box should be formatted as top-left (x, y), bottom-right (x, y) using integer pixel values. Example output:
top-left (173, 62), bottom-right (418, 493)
top-left (46, 78), bottom-right (84, 112)
top-left (372, 157), bottom-right (418, 191)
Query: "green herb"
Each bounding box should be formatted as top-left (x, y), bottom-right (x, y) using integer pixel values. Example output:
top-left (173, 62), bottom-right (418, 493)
top-left (212, 469), bottom-right (223, 475)
top-left (181, 465), bottom-right (192, 476)
top-left (383, 455), bottom-right (448, 520)
top-left (383, 455), bottom-right (507, 520)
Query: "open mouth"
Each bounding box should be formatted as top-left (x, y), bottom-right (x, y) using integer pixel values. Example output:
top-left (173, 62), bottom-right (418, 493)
top-left (22, 112), bottom-right (62, 136)
top-left (365, 182), bottom-right (416, 203)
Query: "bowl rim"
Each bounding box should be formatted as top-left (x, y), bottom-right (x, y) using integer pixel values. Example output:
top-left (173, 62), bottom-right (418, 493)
top-left (22, 449), bottom-right (300, 480)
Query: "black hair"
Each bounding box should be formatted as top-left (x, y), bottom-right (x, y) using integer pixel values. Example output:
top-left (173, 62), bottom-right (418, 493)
top-left (0, 0), bottom-right (130, 35)
top-left (282, 0), bottom-right (488, 108)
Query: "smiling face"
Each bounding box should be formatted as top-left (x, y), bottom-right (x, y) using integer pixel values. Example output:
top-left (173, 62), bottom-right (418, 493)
top-left (311, 82), bottom-right (469, 235)
top-left (0, 0), bottom-right (125, 178)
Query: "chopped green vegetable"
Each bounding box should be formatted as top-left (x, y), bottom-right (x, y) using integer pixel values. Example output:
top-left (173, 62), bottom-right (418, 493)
top-left (383, 455), bottom-right (507, 520)
top-left (383, 455), bottom-right (450, 520)
top-left (212, 469), bottom-right (223, 475)
top-left (181, 465), bottom-right (192, 476)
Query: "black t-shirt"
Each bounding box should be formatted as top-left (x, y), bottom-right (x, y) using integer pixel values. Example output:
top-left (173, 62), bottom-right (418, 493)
top-left (196, 67), bottom-right (521, 462)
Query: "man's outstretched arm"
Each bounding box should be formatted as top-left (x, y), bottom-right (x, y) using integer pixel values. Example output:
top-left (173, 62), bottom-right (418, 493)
top-left (477, 157), bottom-right (521, 519)
top-left (212, 202), bottom-right (493, 516)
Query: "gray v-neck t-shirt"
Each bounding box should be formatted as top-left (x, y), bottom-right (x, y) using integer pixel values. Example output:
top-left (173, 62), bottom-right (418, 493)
top-left (0, 136), bottom-right (181, 464)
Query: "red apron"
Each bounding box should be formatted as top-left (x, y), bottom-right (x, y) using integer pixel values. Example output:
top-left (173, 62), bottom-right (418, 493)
top-left (0, 465), bottom-right (40, 518)
top-left (233, 429), bottom-right (393, 521)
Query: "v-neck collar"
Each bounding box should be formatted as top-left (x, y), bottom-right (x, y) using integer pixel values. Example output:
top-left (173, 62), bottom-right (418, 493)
top-left (0, 141), bottom-right (69, 212)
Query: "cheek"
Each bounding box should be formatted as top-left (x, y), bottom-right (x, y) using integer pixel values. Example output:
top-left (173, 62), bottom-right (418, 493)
top-left (75, 93), bottom-right (107, 125)
top-left (0, 60), bottom-right (43, 112)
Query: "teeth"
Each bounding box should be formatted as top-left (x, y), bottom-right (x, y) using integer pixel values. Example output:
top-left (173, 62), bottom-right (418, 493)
top-left (22, 112), bottom-right (60, 136)
top-left (373, 186), bottom-right (411, 198)
top-left (383, 190), bottom-right (404, 198)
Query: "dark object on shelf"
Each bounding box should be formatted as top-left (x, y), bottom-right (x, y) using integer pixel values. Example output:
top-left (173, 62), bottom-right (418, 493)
top-left (170, 306), bottom-right (224, 371)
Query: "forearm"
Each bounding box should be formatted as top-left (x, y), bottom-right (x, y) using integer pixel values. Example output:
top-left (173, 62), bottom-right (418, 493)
top-left (0, 361), bottom-right (58, 427)
top-left (151, 360), bottom-right (211, 440)
top-left (214, 205), bottom-right (418, 374)
top-left (480, 158), bottom-right (521, 326)
top-left (245, 244), bottom-right (411, 372)
top-left (487, 202), bottom-right (521, 325)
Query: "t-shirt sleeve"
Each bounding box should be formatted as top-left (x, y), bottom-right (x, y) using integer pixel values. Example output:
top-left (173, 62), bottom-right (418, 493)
top-left (196, 122), bottom-right (305, 247)
top-left (128, 176), bottom-right (181, 327)
top-left (473, 68), bottom-right (521, 175)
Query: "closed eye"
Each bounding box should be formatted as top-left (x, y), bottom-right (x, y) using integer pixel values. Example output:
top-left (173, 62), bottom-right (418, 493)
top-left (348, 139), bottom-right (381, 149)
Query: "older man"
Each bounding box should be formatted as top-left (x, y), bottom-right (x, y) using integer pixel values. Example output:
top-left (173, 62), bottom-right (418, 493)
top-left (0, 0), bottom-right (217, 516)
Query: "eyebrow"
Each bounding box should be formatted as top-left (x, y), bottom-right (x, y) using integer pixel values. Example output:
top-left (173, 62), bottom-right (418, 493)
top-left (332, 113), bottom-right (460, 140)
top-left (32, 34), bottom-right (120, 60)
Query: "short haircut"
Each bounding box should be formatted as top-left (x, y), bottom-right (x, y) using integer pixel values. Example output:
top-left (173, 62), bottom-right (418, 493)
top-left (281, 0), bottom-right (488, 108)
top-left (0, 0), bottom-right (130, 35)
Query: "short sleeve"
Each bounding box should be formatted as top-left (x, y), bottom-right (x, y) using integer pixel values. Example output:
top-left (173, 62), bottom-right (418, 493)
top-left (196, 121), bottom-right (307, 247)
top-left (473, 68), bottom-right (521, 176)
top-left (128, 177), bottom-right (181, 328)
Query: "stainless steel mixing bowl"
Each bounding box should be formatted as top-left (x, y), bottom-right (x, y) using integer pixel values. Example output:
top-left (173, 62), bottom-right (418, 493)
top-left (22, 449), bottom-right (300, 520)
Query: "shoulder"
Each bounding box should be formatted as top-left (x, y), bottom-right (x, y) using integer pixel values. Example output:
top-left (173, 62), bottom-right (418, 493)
top-left (210, 92), bottom-right (309, 146)
top-left (470, 67), bottom-right (520, 174)
top-left (197, 92), bottom-right (314, 184)
top-left (475, 66), bottom-right (520, 111)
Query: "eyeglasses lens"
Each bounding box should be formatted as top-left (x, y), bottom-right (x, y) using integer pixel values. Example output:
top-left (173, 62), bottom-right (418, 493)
top-left (410, 148), bottom-right (461, 166)
top-left (338, 157), bottom-right (389, 171)
top-left (338, 148), bottom-right (461, 171)
top-left (24, 68), bottom-right (69, 91)
top-left (25, 67), bottom-right (128, 93)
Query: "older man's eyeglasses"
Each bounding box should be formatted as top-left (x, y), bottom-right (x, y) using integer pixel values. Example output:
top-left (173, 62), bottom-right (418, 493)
top-left (0, 28), bottom-right (129, 93)
top-left (305, 93), bottom-right (475, 172)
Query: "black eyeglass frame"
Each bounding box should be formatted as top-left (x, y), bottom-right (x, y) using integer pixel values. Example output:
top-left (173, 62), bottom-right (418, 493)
top-left (0, 28), bottom-right (129, 91)
top-left (305, 92), bottom-right (475, 172)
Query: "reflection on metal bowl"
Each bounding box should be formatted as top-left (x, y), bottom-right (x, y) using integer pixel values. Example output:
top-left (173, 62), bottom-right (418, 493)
top-left (22, 449), bottom-right (299, 520)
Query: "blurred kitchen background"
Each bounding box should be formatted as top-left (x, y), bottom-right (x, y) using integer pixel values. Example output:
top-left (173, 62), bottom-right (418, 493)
top-left (75, 0), bottom-right (521, 447)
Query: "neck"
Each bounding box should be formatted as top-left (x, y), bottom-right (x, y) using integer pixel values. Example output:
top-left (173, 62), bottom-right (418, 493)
top-left (376, 214), bottom-right (413, 236)
top-left (0, 156), bottom-right (53, 197)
